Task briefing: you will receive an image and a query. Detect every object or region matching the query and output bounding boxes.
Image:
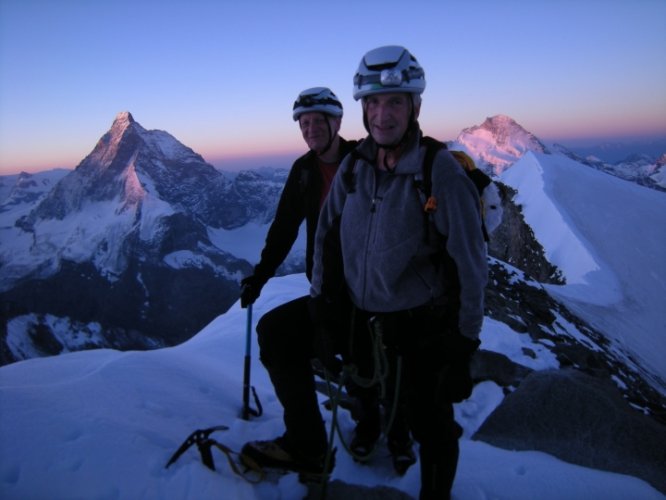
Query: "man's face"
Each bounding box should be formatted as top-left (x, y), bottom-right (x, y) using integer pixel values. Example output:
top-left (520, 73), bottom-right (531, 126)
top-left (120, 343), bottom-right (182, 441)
top-left (299, 112), bottom-right (340, 153)
top-left (363, 92), bottom-right (419, 146)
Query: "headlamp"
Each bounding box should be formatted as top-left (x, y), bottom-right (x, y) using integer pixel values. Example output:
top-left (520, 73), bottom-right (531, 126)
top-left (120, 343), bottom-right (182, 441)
top-left (354, 67), bottom-right (425, 89)
top-left (380, 68), bottom-right (403, 86)
top-left (293, 95), bottom-right (342, 111)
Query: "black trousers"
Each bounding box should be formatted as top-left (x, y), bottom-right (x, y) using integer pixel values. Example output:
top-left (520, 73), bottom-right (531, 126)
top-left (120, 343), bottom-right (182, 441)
top-left (257, 295), bottom-right (328, 458)
top-left (256, 295), bottom-right (387, 458)
top-left (352, 306), bottom-right (463, 500)
top-left (257, 295), bottom-right (461, 498)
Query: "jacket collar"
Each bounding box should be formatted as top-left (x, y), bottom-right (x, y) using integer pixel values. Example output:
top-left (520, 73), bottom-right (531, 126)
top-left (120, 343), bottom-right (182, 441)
top-left (355, 126), bottom-right (423, 175)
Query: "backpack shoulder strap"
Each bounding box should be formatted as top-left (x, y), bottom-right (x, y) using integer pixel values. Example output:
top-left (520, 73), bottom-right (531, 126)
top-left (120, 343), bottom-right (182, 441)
top-left (341, 149), bottom-right (364, 193)
top-left (419, 136), bottom-right (447, 201)
top-left (418, 138), bottom-right (492, 242)
top-left (449, 150), bottom-right (492, 241)
top-left (414, 136), bottom-right (447, 240)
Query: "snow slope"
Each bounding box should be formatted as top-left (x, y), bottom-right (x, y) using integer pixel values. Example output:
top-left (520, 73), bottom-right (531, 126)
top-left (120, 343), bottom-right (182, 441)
top-left (501, 152), bottom-right (666, 390)
top-left (0, 275), bottom-right (662, 500)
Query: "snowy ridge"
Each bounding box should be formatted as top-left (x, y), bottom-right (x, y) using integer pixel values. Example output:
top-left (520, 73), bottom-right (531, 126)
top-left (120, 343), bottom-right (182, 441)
top-left (500, 152), bottom-right (606, 287)
top-left (501, 150), bottom-right (666, 390)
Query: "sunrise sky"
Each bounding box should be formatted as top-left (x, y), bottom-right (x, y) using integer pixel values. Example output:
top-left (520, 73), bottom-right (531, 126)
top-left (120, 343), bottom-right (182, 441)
top-left (1, 0), bottom-right (665, 174)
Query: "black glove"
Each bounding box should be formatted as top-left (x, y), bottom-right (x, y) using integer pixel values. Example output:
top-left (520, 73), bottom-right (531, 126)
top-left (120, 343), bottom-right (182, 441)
top-left (240, 275), bottom-right (265, 308)
top-left (438, 334), bottom-right (480, 403)
top-left (442, 334), bottom-right (480, 364)
top-left (309, 296), bottom-right (345, 377)
top-left (313, 325), bottom-right (343, 377)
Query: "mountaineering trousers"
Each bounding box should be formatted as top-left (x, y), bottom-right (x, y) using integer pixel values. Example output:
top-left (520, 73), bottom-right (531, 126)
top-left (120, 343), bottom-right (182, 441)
top-left (256, 295), bottom-right (389, 461)
top-left (351, 305), bottom-right (466, 500)
top-left (257, 295), bottom-right (329, 459)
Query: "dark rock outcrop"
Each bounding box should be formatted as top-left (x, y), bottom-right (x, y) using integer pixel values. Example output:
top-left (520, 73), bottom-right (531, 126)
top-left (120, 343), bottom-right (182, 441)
top-left (473, 368), bottom-right (666, 494)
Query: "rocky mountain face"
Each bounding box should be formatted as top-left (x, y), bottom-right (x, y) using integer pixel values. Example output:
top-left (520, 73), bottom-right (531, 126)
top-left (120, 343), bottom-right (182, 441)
top-left (0, 112), bottom-right (287, 364)
top-left (476, 258), bottom-right (666, 493)
top-left (486, 182), bottom-right (563, 284)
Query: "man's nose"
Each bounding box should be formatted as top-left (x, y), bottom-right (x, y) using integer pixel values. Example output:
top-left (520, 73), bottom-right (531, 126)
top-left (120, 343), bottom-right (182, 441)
top-left (374, 103), bottom-right (391, 121)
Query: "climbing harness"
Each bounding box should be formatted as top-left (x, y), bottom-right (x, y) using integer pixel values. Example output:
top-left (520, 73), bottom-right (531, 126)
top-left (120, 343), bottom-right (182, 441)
top-left (321, 313), bottom-right (405, 464)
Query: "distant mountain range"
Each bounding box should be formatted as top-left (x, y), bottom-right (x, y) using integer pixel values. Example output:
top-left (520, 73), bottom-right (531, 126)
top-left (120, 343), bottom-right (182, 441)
top-left (562, 137), bottom-right (666, 164)
top-left (0, 112), bottom-right (664, 368)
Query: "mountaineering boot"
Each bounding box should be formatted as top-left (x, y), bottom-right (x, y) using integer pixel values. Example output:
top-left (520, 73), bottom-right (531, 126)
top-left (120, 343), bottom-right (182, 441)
top-left (418, 438), bottom-right (459, 500)
top-left (240, 435), bottom-right (334, 479)
top-left (349, 412), bottom-right (381, 461)
top-left (419, 461), bottom-right (457, 500)
top-left (388, 438), bottom-right (416, 476)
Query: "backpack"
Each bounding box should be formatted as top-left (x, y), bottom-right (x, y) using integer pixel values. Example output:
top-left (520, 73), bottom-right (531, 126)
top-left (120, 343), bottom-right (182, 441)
top-left (418, 136), bottom-right (502, 241)
top-left (343, 136), bottom-right (502, 241)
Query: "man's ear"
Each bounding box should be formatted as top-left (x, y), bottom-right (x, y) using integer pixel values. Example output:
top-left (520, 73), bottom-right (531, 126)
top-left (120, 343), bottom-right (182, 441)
top-left (330, 116), bottom-right (342, 134)
top-left (413, 100), bottom-right (421, 120)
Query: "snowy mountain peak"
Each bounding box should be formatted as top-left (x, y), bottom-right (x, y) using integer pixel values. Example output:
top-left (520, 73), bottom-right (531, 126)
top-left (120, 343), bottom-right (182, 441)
top-left (25, 112), bottom-right (228, 223)
top-left (454, 115), bottom-right (549, 175)
top-left (107, 111), bottom-right (136, 137)
top-left (87, 111), bottom-right (146, 170)
top-left (114, 110), bottom-right (134, 125)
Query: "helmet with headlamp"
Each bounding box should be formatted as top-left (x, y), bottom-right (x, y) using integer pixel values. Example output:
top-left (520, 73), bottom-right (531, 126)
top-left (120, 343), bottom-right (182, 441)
top-left (353, 45), bottom-right (426, 101)
top-left (293, 87), bottom-right (344, 121)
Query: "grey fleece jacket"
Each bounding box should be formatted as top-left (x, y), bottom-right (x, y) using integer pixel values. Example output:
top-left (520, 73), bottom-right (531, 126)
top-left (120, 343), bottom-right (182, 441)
top-left (311, 131), bottom-right (488, 340)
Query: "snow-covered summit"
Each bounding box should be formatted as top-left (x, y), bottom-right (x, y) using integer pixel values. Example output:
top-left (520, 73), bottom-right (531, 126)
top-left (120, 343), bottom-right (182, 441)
top-left (453, 115), bottom-right (549, 174)
top-left (3, 112), bottom-right (230, 287)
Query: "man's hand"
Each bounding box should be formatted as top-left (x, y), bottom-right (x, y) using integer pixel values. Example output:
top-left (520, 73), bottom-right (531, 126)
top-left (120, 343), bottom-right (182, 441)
top-left (240, 275), bottom-right (264, 308)
top-left (439, 334), bottom-right (480, 403)
top-left (308, 295), bottom-right (346, 377)
top-left (443, 334), bottom-right (480, 364)
top-left (313, 326), bottom-right (343, 377)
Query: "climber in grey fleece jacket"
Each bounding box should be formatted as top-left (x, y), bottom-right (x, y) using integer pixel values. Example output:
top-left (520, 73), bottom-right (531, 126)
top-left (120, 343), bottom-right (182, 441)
top-left (310, 128), bottom-right (487, 341)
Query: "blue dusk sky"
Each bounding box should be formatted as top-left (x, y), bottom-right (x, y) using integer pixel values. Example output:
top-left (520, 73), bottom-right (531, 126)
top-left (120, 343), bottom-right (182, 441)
top-left (0, 0), bottom-right (665, 174)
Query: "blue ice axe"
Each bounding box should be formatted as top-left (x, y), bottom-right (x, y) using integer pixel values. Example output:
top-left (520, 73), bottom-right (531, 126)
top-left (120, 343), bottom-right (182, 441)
top-left (242, 303), bottom-right (262, 420)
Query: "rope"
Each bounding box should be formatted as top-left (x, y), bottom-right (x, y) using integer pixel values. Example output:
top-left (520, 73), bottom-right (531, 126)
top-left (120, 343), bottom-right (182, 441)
top-left (321, 314), bottom-right (405, 467)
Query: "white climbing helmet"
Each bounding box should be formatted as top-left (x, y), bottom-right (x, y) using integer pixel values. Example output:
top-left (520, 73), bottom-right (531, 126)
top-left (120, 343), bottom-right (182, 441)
top-left (353, 45), bottom-right (426, 101)
top-left (292, 87), bottom-right (344, 121)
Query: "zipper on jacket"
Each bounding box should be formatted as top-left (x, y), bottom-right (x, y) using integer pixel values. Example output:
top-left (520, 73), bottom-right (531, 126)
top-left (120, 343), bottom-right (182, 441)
top-left (370, 196), bottom-right (383, 213)
top-left (360, 167), bottom-right (382, 308)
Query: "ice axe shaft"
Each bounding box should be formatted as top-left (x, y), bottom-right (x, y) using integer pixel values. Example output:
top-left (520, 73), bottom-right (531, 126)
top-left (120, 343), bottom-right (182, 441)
top-left (242, 303), bottom-right (262, 419)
